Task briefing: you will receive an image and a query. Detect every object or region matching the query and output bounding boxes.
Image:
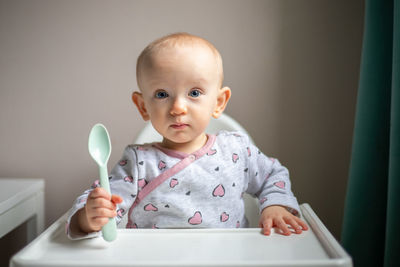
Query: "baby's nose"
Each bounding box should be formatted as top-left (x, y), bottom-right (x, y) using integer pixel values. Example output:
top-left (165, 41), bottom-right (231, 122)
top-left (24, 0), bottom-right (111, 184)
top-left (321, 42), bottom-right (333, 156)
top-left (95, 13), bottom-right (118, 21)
top-left (170, 97), bottom-right (187, 116)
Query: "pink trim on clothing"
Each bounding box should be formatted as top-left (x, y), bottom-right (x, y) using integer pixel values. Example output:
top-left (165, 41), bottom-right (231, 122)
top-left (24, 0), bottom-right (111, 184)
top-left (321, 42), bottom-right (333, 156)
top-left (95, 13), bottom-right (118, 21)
top-left (153, 144), bottom-right (188, 159)
top-left (126, 134), bottom-right (216, 228)
top-left (153, 134), bottom-right (216, 159)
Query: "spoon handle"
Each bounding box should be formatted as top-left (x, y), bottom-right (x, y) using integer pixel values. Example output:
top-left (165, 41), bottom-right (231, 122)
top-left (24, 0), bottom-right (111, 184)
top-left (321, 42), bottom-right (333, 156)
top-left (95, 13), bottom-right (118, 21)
top-left (99, 165), bottom-right (117, 242)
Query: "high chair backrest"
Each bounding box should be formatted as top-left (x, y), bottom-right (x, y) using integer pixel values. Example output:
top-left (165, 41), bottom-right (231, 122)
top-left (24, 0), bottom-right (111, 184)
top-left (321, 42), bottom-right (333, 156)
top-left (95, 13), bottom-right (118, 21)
top-left (131, 113), bottom-right (259, 228)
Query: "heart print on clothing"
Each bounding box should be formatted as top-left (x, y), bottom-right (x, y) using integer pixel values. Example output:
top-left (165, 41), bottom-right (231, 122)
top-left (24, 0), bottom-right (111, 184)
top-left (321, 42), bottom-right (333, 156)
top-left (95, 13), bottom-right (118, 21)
top-left (158, 160), bottom-right (166, 170)
top-left (212, 184), bottom-right (225, 197)
top-left (274, 181), bottom-right (285, 189)
top-left (232, 153), bottom-right (239, 163)
top-left (188, 211), bottom-right (202, 225)
top-left (207, 148), bottom-right (217, 156)
top-left (220, 212), bottom-right (229, 222)
top-left (144, 203), bottom-right (158, 211)
top-left (170, 178), bottom-right (179, 188)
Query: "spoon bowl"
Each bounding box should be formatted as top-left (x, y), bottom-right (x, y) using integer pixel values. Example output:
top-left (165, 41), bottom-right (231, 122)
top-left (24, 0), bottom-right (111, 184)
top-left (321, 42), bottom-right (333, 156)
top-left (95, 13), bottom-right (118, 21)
top-left (88, 123), bottom-right (117, 242)
top-left (88, 124), bottom-right (111, 166)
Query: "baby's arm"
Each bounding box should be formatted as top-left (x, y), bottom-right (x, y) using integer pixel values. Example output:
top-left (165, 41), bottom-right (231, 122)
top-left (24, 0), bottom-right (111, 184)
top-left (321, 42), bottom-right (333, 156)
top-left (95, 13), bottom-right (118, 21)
top-left (67, 145), bottom-right (138, 239)
top-left (259, 205), bottom-right (308, 236)
top-left (71, 188), bottom-right (122, 234)
top-left (235, 132), bottom-right (307, 235)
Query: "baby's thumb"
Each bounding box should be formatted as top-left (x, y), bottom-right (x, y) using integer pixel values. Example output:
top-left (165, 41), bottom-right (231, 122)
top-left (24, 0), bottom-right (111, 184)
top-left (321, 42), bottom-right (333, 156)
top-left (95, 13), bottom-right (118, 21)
top-left (111, 194), bottom-right (123, 204)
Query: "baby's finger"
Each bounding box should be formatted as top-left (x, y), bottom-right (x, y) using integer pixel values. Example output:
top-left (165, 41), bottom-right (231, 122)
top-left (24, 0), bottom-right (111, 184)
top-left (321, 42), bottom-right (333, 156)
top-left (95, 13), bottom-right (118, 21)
top-left (295, 217), bottom-right (309, 231)
top-left (86, 203), bottom-right (115, 219)
top-left (92, 207), bottom-right (117, 220)
top-left (91, 217), bottom-right (112, 230)
top-left (285, 217), bottom-right (302, 234)
top-left (89, 187), bottom-right (111, 200)
top-left (275, 219), bottom-right (291, 236)
top-left (92, 197), bottom-right (116, 210)
top-left (111, 194), bottom-right (123, 204)
top-left (262, 219), bottom-right (273, 236)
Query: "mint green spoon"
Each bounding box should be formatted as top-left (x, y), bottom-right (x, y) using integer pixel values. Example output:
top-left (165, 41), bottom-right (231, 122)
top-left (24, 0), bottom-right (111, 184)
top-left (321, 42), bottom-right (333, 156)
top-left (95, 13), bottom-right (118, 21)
top-left (88, 123), bottom-right (117, 242)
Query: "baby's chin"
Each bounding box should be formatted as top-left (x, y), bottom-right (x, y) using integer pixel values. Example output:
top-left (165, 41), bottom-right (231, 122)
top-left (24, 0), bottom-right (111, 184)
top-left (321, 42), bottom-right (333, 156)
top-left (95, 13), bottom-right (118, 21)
top-left (162, 136), bottom-right (193, 146)
top-left (162, 134), bottom-right (207, 150)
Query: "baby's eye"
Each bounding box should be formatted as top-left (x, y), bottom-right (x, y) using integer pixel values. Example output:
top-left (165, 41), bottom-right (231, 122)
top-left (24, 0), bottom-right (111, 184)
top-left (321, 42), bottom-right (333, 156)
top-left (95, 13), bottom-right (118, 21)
top-left (189, 89), bottom-right (202, 98)
top-left (155, 90), bottom-right (168, 99)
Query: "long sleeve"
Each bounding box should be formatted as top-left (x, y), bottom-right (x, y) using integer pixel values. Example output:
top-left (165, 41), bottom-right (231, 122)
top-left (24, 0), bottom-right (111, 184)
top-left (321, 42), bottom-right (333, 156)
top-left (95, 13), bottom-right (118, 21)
top-left (65, 145), bottom-right (139, 239)
top-left (242, 134), bottom-right (300, 216)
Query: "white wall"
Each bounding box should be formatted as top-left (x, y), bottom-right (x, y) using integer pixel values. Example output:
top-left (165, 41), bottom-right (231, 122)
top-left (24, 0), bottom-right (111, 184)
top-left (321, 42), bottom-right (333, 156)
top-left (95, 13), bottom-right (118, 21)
top-left (0, 0), bottom-right (364, 239)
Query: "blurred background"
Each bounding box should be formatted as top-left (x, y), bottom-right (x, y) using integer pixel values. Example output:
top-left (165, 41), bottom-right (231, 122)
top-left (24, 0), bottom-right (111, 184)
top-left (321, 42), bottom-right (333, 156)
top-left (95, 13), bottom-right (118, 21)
top-left (0, 0), bottom-right (364, 241)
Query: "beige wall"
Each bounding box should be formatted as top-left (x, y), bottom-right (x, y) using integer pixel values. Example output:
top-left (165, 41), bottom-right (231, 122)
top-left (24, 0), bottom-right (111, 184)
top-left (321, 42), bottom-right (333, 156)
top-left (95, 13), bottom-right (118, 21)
top-left (0, 0), bottom-right (364, 239)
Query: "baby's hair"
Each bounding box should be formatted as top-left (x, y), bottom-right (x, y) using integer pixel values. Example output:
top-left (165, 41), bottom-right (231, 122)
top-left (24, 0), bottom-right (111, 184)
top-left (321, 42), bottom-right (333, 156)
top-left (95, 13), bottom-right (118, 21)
top-left (136, 32), bottom-right (224, 90)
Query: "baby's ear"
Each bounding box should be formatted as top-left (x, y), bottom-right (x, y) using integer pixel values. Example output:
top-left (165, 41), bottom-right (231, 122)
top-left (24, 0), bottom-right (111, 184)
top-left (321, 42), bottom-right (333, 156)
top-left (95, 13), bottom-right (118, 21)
top-left (212, 87), bottom-right (231, 118)
top-left (132, 92), bottom-right (150, 121)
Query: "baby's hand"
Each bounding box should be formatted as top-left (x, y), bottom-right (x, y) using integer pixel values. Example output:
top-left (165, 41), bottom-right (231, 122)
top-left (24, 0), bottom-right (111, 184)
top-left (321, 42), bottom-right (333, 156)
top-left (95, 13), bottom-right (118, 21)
top-left (78, 187), bottom-right (123, 233)
top-left (259, 205), bottom-right (308, 236)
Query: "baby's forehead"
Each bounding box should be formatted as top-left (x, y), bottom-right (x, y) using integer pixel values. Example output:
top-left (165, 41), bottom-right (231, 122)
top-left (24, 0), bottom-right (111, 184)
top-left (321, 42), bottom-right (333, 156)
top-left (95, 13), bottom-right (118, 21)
top-left (148, 41), bottom-right (218, 63)
top-left (137, 34), bottom-right (224, 89)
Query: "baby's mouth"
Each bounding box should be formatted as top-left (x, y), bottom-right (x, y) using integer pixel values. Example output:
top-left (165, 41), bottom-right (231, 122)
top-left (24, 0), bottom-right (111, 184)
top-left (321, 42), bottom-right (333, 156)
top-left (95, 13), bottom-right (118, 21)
top-left (170, 123), bottom-right (189, 129)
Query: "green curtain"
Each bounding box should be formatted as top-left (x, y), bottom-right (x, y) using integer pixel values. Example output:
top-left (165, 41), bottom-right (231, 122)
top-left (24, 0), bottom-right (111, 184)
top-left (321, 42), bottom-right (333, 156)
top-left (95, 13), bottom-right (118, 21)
top-left (341, 0), bottom-right (400, 266)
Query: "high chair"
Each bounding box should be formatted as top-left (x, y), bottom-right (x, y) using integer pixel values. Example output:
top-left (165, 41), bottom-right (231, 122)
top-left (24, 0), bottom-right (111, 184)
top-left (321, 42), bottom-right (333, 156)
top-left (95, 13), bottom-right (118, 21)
top-left (125, 113), bottom-right (259, 228)
top-left (10, 114), bottom-right (353, 267)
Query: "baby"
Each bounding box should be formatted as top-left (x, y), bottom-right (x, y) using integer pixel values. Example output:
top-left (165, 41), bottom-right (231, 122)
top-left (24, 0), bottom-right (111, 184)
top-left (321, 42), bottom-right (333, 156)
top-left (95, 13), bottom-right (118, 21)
top-left (67, 32), bottom-right (308, 239)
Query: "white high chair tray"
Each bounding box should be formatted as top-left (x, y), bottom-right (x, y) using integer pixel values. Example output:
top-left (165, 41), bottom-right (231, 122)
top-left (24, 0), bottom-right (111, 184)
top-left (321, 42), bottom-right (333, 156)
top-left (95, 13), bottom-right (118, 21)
top-left (10, 203), bottom-right (351, 267)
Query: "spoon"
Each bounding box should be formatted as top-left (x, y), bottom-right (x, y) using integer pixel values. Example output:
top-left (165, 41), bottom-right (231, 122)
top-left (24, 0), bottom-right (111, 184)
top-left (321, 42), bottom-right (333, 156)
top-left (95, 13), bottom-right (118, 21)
top-left (88, 123), bottom-right (117, 242)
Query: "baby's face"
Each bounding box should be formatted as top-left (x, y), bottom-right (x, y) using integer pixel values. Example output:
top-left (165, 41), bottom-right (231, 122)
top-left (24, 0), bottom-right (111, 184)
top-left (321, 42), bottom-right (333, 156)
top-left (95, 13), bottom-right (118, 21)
top-left (138, 45), bottom-right (222, 148)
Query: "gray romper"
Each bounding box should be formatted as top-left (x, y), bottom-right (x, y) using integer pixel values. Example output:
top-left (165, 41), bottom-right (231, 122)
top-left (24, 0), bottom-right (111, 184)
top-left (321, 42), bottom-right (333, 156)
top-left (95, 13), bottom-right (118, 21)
top-left (66, 131), bottom-right (300, 239)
